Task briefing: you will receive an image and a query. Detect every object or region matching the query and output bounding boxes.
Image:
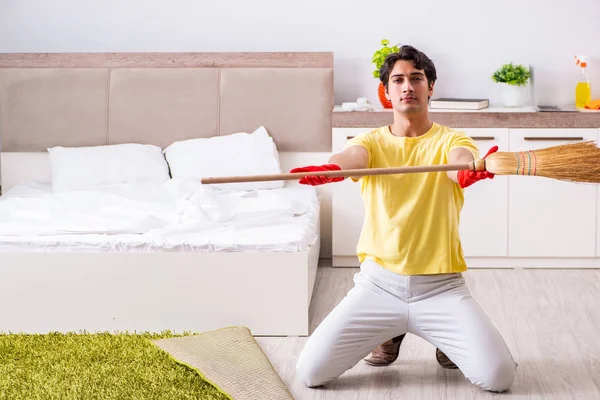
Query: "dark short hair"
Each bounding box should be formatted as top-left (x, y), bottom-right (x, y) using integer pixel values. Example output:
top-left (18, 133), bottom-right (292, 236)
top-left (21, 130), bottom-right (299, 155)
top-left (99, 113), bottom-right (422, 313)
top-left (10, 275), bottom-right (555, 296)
top-left (379, 45), bottom-right (437, 89)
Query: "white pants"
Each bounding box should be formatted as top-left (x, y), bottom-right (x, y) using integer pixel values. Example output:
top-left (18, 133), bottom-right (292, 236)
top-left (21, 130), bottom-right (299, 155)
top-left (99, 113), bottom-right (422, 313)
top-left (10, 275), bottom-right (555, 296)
top-left (296, 260), bottom-right (517, 392)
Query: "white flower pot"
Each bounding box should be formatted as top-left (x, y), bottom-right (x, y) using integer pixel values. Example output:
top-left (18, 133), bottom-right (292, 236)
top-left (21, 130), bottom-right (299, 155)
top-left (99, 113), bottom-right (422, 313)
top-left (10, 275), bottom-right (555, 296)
top-left (501, 83), bottom-right (525, 107)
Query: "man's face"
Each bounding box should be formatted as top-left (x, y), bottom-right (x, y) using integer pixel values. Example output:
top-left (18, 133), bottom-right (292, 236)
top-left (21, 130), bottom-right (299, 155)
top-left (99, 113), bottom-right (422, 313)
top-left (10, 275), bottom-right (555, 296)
top-left (385, 60), bottom-right (433, 114)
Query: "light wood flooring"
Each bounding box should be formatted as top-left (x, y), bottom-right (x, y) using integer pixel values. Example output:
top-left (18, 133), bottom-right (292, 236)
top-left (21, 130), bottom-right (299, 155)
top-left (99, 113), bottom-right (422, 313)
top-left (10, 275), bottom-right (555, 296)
top-left (256, 262), bottom-right (600, 400)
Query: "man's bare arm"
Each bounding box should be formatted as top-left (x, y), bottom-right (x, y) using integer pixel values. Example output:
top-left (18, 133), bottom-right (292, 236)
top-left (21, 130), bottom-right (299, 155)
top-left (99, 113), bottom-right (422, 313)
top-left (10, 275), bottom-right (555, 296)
top-left (329, 145), bottom-right (369, 171)
top-left (447, 147), bottom-right (475, 184)
top-left (289, 145), bottom-right (369, 185)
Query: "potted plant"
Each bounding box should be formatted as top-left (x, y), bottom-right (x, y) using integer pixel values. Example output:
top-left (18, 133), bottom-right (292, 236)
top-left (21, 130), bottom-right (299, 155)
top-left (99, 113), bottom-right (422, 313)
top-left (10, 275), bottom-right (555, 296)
top-left (491, 62), bottom-right (531, 107)
top-left (373, 39), bottom-right (400, 108)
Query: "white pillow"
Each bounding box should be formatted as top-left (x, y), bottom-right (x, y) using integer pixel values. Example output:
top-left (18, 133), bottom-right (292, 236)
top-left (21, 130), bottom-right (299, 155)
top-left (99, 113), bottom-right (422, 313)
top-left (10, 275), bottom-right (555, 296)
top-left (48, 143), bottom-right (171, 192)
top-left (164, 126), bottom-right (283, 190)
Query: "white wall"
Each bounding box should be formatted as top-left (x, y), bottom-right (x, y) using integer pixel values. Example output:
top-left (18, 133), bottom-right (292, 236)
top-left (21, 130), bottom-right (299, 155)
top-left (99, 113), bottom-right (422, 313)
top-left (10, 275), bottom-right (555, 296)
top-left (2, 0), bottom-right (599, 106)
top-left (2, 0), bottom-right (600, 257)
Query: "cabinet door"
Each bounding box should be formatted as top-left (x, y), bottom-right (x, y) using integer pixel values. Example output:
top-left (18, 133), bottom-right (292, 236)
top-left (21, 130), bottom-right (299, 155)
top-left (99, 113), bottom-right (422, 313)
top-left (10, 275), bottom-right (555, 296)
top-left (331, 173), bottom-right (365, 260)
top-left (597, 129), bottom-right (600, 257)
top-left (508, 129), bottom-right (598, 257)
top-left (331, 128), bottom-right (369, 265)
top-left (458, 129), bottom-right (509, 257)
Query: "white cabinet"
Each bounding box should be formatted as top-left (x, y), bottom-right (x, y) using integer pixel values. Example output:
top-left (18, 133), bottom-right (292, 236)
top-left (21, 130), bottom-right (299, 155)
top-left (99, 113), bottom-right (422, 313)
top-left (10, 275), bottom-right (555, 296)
top-left (507, 129), bottom-right (598, 257)
top-left (331, 124), bottom-right (600, 267)
top-left (596, 129), bottom-right (600, 257)
top-left (331, 127), bottom-right (510, 265)
top-left (458, 129), bottom-right (509, 257)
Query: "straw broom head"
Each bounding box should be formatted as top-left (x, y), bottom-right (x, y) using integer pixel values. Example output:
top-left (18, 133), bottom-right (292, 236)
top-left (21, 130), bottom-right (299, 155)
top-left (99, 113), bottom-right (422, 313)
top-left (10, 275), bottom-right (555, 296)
top-left (484, 140), bottom-right (600, 183)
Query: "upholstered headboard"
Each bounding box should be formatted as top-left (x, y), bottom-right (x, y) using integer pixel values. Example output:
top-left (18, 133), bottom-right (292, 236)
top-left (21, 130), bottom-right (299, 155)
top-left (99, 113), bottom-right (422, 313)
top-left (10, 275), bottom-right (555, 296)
top-left (0, 52), bottom-right (334, 191)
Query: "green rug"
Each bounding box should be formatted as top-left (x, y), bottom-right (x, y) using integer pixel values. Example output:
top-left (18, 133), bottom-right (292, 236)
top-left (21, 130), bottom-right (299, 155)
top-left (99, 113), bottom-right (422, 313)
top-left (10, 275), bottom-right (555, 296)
top-left (0, 331), bottom-right (228, 400)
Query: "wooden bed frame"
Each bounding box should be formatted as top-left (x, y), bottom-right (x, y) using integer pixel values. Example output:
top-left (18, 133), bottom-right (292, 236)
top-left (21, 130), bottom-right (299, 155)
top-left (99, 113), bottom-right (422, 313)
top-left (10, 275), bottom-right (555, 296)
top-left (0, 52), bottom-right (334, 336)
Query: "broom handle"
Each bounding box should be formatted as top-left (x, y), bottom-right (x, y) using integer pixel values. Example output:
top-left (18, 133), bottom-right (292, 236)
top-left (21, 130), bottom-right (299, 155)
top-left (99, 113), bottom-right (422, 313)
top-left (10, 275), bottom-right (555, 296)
top-left (201, 160), bottom-right (483, 184)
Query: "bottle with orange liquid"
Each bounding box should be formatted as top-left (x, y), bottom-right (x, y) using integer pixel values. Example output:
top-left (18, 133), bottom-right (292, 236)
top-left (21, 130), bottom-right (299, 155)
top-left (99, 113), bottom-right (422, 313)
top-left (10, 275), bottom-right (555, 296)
top-left (575, 55), bottom-right (591, 109)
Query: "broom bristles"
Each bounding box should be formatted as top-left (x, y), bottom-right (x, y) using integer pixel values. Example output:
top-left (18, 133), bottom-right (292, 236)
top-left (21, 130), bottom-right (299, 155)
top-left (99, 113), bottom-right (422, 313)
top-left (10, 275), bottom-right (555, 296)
top-left (485, 140), bottom-right (600, 183)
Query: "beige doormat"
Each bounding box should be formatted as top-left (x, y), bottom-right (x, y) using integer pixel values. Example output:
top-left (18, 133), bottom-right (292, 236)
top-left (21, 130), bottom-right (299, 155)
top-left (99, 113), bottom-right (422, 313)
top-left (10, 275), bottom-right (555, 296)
top-left (153, 326), bottom-right (294, 400)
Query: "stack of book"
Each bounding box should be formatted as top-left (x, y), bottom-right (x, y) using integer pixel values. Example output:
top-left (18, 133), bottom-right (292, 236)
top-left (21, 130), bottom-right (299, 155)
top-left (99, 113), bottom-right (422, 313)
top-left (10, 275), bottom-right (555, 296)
top-left (429, 98), bottom-right (489, 110)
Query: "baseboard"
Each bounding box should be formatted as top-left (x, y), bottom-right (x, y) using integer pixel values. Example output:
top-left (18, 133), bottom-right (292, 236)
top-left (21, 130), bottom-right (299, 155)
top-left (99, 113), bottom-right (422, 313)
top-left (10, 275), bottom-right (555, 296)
top-left (465, 257), bottom-right (600, 268)
top-left (332, 256), bottom-right (360, 267)
top-left (331, 256), bottom-right (600, 269)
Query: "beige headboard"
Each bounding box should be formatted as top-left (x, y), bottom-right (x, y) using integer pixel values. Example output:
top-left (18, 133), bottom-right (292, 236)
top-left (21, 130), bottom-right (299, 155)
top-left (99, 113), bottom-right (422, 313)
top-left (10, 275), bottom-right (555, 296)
top-left (0, 52), bottom-right (333, 191)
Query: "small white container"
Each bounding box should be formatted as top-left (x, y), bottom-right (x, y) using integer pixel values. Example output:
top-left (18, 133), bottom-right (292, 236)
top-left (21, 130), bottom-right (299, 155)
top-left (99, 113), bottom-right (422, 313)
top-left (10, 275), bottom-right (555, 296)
top-left (501, 83), bottom-right (526, 107)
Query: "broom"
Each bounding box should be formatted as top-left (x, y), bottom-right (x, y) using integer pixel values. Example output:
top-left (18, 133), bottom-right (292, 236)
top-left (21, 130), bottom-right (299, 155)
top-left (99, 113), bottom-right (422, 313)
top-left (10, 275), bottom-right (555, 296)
top-left (200, 141), bottom-right (600, 185)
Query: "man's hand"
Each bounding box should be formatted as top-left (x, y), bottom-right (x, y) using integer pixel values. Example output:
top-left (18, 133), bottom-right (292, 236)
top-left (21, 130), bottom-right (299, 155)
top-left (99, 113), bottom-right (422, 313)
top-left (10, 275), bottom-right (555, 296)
top-left (457, 146), bottom-right (498, 188)
top-left (290, 164), bottom-right (344, 186)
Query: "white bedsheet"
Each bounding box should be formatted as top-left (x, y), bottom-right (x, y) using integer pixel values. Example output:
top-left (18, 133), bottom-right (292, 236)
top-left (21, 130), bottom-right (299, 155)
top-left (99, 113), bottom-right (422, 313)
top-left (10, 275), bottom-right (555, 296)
top-left (0, 178), bottom-right (320, 253)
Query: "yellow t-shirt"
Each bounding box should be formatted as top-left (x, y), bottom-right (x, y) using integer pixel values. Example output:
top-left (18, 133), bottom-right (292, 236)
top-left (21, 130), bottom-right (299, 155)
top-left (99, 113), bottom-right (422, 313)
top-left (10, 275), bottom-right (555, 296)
top-left (344, 122), bottom-right (479, 276)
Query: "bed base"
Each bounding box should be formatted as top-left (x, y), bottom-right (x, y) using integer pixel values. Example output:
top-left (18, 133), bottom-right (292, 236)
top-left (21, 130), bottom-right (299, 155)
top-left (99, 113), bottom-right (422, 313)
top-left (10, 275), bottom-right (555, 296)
top-left (0, 51), bottom-right (331, 336)
top-left (0, 238), bottom-right (320, 336)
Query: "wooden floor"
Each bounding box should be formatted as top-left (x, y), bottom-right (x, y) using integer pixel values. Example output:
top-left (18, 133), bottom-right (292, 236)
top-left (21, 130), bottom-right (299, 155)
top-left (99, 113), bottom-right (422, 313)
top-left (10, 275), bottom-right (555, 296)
top-left (256, 263), bottom-right (600, 400)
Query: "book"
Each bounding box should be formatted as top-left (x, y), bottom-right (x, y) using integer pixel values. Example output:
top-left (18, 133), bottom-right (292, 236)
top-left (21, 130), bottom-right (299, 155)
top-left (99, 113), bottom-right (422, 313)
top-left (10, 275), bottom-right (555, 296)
top-left (429, 98), bottom-right (489, 110)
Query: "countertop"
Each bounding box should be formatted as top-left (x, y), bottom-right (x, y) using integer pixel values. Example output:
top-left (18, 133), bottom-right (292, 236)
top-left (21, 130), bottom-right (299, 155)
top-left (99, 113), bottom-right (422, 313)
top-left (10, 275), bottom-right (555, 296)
top-left (332, 105), bottom-right (600, 128)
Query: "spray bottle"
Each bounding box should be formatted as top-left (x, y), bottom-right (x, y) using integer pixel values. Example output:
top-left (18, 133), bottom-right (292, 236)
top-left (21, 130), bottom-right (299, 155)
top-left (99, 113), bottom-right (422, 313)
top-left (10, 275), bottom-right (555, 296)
top-left (575, 55), bottom-right (591, 108)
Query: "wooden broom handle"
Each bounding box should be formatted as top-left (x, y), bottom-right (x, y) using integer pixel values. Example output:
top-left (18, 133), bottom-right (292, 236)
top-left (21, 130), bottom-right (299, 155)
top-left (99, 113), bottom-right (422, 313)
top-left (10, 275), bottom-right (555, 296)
top-left (201, 160), bottom-right (483, 184)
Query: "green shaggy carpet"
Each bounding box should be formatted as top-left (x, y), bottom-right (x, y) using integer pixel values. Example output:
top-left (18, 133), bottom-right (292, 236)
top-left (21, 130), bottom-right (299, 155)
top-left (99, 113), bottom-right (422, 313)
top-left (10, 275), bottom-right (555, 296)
top-left (0, 331), bottom-right (229, 400)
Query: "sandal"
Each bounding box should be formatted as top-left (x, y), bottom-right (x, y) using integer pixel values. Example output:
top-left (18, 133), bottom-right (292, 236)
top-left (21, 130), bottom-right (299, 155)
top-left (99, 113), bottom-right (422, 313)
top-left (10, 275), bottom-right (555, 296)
top-left (364, 334), bottom-right (406, 366)
top-left (436, 348), bottom-right (458, 369)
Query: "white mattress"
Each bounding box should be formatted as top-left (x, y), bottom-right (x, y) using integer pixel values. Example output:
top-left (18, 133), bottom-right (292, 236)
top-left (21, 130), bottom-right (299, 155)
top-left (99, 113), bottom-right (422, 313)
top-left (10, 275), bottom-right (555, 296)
top-left (0, 178), bottom-right (320, 253)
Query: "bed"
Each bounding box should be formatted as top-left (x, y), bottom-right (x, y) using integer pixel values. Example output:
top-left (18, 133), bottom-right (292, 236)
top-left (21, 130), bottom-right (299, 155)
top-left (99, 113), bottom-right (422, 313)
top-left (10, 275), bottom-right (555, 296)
top-left (0, 52), bottom-right (333, 336)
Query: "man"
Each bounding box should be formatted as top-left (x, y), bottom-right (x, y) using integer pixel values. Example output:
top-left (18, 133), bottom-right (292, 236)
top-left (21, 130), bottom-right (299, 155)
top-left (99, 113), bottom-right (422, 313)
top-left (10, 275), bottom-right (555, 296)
top-left (291, 45), bottom-right (516, 393)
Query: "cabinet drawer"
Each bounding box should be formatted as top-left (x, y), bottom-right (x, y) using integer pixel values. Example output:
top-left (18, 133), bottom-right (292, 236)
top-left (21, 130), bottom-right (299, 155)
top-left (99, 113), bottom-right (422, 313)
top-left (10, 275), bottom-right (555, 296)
top-left (508, 129), bottom-right (598, 257)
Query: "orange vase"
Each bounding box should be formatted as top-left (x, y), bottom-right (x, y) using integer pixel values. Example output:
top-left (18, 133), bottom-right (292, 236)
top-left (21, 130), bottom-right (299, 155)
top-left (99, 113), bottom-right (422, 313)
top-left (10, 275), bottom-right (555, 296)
top-left (378, 82), bottom-right (392, 109)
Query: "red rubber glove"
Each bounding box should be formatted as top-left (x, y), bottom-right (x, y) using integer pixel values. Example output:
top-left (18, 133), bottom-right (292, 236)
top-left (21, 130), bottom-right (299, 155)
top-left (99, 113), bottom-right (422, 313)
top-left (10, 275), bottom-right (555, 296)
top-left (457, 146), bottom-right (498, 188)
top-left (289, 164), bottom-right (344, 186)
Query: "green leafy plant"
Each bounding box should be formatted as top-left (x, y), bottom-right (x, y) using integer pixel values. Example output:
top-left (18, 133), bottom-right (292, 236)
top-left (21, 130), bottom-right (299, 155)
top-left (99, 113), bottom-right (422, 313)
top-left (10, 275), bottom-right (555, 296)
top-left (491, 62), bottom-right (530, 86)
top-left (372, 39), bottom-right (400, 79)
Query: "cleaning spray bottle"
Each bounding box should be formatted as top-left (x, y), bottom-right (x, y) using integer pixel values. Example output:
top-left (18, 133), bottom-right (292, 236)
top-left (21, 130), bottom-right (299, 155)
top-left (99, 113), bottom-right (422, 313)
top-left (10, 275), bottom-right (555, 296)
top-left (575, 55), bottom-right (591, 108)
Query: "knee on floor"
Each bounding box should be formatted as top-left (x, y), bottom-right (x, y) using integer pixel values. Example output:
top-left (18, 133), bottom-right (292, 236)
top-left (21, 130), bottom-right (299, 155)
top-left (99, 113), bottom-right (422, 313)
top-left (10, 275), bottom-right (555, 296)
top-left (295, 358), bottom-right (334, 388)
top-left (475, 357), bottom-right (516, 393)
